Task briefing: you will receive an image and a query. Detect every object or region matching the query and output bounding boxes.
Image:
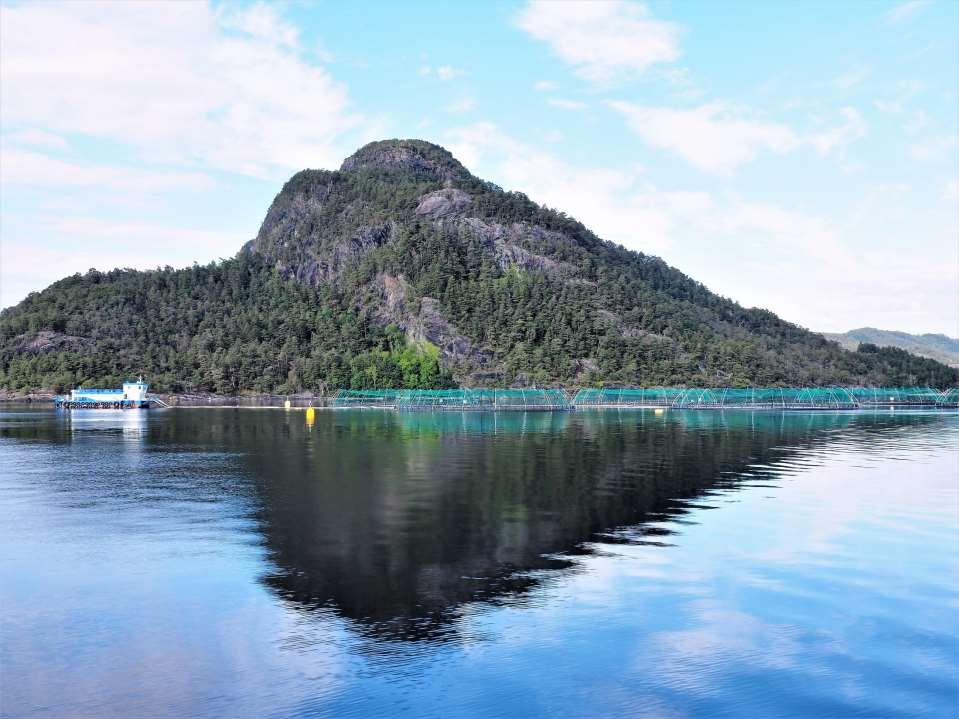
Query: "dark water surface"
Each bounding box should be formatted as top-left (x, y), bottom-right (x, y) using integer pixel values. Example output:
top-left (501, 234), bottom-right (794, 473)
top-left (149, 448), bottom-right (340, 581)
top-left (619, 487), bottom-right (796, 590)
top-left (1, 408), bottom-right (957, 718)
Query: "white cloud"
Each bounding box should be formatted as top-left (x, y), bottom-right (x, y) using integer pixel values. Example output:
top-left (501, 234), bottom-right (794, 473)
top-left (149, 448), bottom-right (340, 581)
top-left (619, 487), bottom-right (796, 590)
top-left (5, 129), bottom-right (69, 150)
top-left (808, 107), bottom-right (868, 159)
top-left (221, 2), bottom-right (299, 49)
top-left (436, 65), bottom-right (463, 81)
top-left (873, 84), bottom-right (933, 136)
top-left (908, 134), bottom-right (959, 161)
top-left (609, 101), bottom-right (868, 174)
top-left (901, 110), bottom-right (930, 135)
top-left (313, 40), bottom-right (335, 63)
top-left (445, 96), bottom-right (477, 114)
top-left (0, 1), bottom-right (362, 178)
top-left (547, 98), bottom-right (588, 111)
top-left (49, 217), bottom-right (241, 249)
top-left (886, 0), bottom-right (930, 23)
top-left (831, 66), bottom-right (870, 90)
top-left (874, 99), bottom-right (904, 115)
top-left (943, 179), bottom-right (959, 202)
top-left (658, 66), bottom-right (704, 101)
top-left (0, 148), bottom-right (215, 192)
top-left (873, 80), bottom-right (925, 115)
top-left (514, 0), bottom-right (681, 84)
top-left (533, 80), bottom-right (558, 92)
top-left (609, 101), bottom-right (800, 174)
top-left (419, 64), bottom-right (463, 81)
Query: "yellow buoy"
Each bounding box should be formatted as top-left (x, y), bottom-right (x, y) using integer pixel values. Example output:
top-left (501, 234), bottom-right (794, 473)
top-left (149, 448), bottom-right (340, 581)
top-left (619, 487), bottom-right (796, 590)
top-left (284, 399), bottom-right (291, 410)
top-left (306, 407), bottom-right (316, 427)
top-left (654, 408), bottom-right (666, 415)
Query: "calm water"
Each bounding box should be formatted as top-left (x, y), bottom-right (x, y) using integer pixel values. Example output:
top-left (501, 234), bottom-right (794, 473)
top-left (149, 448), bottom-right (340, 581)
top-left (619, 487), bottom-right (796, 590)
top-left (1, 407), bottom-right (957, 718)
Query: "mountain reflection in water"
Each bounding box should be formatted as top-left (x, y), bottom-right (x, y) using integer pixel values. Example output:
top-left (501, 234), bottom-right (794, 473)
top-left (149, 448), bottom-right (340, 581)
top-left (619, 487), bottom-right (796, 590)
top-left (205, 409), bottom-right (943, 640)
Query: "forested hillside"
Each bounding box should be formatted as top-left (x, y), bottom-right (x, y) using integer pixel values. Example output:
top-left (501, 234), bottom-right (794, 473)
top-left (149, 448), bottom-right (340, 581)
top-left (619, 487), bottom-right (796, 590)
top-left (2, 139), bottom-right (956, 393)
top-left (0, 256), bottom-right (452, 394)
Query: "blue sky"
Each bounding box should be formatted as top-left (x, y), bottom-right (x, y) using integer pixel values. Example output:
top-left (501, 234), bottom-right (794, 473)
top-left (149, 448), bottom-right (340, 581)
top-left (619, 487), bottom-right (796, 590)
top-left (1, 0), bottom-right (956, 334)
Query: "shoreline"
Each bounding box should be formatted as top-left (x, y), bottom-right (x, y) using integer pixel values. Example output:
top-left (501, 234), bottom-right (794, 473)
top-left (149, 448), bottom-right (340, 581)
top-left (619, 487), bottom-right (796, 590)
top-left (3, 386), bottom-right (957, 411)
top-left (0, 391), bottom-right (327, 407)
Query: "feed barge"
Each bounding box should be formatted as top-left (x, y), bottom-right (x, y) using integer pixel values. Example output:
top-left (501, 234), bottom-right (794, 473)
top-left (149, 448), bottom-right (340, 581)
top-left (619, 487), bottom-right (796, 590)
top-left (54, 379), bottom-right (163, 409)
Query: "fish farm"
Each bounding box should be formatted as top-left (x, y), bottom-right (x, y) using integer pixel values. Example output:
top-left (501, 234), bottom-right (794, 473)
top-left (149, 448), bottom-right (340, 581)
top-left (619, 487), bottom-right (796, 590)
top-left (330, 387), bottom-right (959, 411)
top-left (331, 389), bottom-right (573, 411)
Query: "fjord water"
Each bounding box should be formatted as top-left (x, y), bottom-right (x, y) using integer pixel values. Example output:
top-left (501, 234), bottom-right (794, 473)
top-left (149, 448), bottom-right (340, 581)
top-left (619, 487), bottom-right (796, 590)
top-left (1, 408), bottom-right (957, 718)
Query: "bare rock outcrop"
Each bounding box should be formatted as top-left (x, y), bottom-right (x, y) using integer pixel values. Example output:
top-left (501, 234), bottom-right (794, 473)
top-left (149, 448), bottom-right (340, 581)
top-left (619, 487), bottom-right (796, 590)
top-left (340, 139), bottom-right (468, 181)
top-left (408, 297), bottom-right (484, 364)
top-left (411, 194), bottom-right (588, 281)
top-left (12, 330), bottom-right (89, 354)
top-left (414, 188), bottom-right (471, 218)
top-left (372, 273), bottom-right (489, 367)
top-left (270, 223), bottom-right (393, 285)
top-left (438, 215), bottom-right (579, 279)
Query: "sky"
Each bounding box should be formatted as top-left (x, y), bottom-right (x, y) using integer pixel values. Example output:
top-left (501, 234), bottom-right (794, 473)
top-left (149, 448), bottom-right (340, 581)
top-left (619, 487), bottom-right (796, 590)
top-left (1, 0), bottom-right (957, 335)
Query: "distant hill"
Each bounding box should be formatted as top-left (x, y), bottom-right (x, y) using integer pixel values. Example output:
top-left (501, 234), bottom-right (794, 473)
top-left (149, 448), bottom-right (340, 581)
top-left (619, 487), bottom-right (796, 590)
top-left (2, 139), bottom-right (957, 394)
top-left (822, 328), bottom-right (959, 368)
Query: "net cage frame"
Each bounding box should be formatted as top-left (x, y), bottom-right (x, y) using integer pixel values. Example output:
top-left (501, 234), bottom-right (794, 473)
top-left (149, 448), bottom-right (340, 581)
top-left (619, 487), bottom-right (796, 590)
top-left (673, 387), bottom-right (861, 409)
top-left (330, 389), bottom-right (410, 408)
top-left (572, 387), bottom-right (861, 409)
top-left (937, 388), bottom-right (959, 407)
top-left (571, 388), bottom-right (684, 407)
top-left (845, 386), bottom-right (943, 406)
top-left (399, 388), bottom-right (572, 411)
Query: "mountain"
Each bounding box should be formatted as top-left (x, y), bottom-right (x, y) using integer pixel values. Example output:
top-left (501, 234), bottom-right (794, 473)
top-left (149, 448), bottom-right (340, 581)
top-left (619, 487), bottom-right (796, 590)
top-left (822, 328), bottom-right (959, 368)
top-left (2, 139), bottom-right (957, 394)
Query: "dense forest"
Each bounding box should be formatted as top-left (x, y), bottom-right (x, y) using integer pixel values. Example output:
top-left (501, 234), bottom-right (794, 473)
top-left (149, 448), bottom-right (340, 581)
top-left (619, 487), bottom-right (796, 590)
top-left (0, 255), bottom-right (453, 394)
top-left (2, 139), bottom-right (956, 394)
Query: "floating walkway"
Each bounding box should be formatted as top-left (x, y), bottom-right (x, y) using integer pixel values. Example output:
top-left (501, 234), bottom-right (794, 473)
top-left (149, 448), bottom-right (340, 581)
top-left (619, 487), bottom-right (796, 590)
top-left (330, 386), bottom-right (959, 411)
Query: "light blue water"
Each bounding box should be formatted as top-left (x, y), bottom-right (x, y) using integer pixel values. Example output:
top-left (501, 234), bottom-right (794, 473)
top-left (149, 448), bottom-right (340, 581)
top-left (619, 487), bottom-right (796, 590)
top-left (1, 408), bottom-right (957, 718)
